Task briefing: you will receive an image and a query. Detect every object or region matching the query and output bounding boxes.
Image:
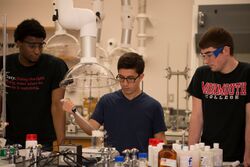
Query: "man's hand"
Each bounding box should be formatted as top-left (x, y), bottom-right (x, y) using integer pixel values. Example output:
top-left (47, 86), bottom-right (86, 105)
top-left (61, 98), bottom-right (75, 114)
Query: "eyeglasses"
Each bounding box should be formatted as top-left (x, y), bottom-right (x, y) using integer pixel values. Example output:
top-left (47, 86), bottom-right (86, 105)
top-left (23, 40), bottom-right (46, 49)
top-left (116, 74), bottom-right (140, 83)
top-left (200, 47), bottom-right (224, 58)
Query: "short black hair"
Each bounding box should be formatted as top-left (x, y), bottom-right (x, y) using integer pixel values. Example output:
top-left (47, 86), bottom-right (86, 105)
top-left (199, 27), bottom-right (234, 54)
top-left (14, 18), bottom-right (46, 42)
top-left (117, 52), bottom-right (145, 75)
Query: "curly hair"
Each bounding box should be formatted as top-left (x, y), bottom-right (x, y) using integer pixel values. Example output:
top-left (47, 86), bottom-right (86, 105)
top-left (14, 18), bottom-right (46, 42)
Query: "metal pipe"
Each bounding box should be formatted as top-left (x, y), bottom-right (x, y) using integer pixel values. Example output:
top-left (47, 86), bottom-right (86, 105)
top-left (121, 0), bottom-right (131, 6)
top-left (1, 14), bottom-right (7, 137)
top-left (121, 30), bottom-right (132, 47)
top-left (80, 36), bottom-right (97, 63)
top-left (165, 67), bottom-right (189, 131)
top-left (176, 72), bottom-right (180, 130)
top-left (120, 0), bottom-right (134, 47)
top-left (137, 0), bottom-right (149, 58)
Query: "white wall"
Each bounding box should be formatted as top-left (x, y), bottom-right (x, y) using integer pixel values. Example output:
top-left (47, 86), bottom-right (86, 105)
top-left (0, 0), bottom-right (54, 27)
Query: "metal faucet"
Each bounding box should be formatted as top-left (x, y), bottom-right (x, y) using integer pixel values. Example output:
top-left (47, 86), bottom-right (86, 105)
top-left (122, 149), bottom-right (131, 167)
top-left (12, 144), bottom-right (23, 163)
top-left (130, 148), bottom-right (139, 167)
top-left (95, 147), bottom-right (114, 167)
top-left (122, 148), bottom-right (139, 167)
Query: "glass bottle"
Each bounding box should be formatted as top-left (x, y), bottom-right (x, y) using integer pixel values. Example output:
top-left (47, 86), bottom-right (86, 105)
top-left (158, 144), bottom-right (177, 167)
top-left (138, 153), bottom-right (148, 167)
top-left (114, 155), bottom-right (125, 167)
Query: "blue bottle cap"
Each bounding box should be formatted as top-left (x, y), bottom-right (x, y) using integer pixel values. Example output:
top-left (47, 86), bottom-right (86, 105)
top-left (138, 152), bottom-right (148, 159)
top-left (115, 155), bottom-right (124, 162)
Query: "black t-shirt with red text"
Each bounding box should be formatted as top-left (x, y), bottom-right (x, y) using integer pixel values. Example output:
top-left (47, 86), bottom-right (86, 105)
top-left (2, 53), bottom-right (68, 146)
top-left (187, 62), bottom-right (250, 162)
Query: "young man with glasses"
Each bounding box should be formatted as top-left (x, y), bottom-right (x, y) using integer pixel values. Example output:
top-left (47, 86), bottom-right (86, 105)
top-left (187, 27), bottom-right (250, 166)
top-left (62, 52), bottom-right (167, 153)
top-left (0, 19), bottom-right (68, 151)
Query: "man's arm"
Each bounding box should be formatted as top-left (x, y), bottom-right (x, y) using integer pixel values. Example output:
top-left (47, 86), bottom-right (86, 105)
top-left (244, 103), bottom-right (250, 167)
top-left (62, 99), bottom-right (101, 135)
top-left (51, 88), bottom-right (66, 145)
top-left (188, 96), bottom-right (203, 145)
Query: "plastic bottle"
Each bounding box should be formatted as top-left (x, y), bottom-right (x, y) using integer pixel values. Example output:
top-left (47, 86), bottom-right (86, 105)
top-left (25, 134), bottom-right (38, 160)
top-left (200, 146), bottom-right (213, 167)
top-left (199, 142), bottom-right (205, 151)
top-left (148, 138), bottom-right (163, 167)
top-left (25, 134), bottom-right (38, 148)
top-left (189, 145), bottom-right (200, 167)
top-left (138, 153), bottom-right (148, 167)
top-left (148, 138), bottom-right (157, 167)
top-left (158, 144), bottom-right (177, 167)
top-left (212, 143), bottom-right (223, 167)
top-left (179, 146), bottom-right (192, 167)
top-left (114, 156), bottom-right (125, 167)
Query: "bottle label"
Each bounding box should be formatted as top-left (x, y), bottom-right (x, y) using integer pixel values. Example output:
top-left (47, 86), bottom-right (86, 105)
top-left (139, 161), bottom-right (147, 167)
top-left (214, 154), bottom-right (223, 166)
top-left (200, 156), bottom-right (207, 166)
top-left (200, 156), bottom-right (213, 167)
top-left (160, 158), bottom-right (177, 167)
top-left (180, 156), bottom-right (192, 167)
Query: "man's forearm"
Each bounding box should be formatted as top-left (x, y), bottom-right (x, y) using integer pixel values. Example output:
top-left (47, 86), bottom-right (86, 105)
top-left (188, 97), bottom-right (203, 145)
top-left (188, 122), bottom-right (202, 145)
top-left (244, 104), bottom-right (250, 167)
top-left (72, 110), bottom-right (96, 135)
top-left (51, 88), bottom-right (66, 146)
top-left (52, 105), bottom-right (65, 145)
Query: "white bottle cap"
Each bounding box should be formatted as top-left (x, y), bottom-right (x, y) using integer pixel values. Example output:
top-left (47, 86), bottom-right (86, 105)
top-left (190, 145), bottom-right (195, 151)
top-left (204, 146), bottom-right (210, 151)
top-left (199, 142), bottom-right (205, 147)
top-left (172, 143), bottom-right (181, 151)
top-left (213, 143), bottom-right (219, 149)
top-left (195, 143), bottom-right (200, 149)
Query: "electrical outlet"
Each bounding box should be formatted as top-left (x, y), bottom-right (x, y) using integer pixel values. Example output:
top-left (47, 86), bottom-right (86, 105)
top-left (58, 145), bottom-right (82, 166)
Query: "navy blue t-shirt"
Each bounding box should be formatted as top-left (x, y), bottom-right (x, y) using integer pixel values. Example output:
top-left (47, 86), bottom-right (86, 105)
top-left (91, 90), bottom-right (167, 153)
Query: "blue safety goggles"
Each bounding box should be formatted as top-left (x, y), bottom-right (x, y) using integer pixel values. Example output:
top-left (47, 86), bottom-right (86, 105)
top-left (200, 47), bottom-right (224, 58)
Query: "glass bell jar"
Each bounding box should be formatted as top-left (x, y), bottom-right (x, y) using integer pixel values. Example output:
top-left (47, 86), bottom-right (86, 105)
top-left (61, 59), bottom-right (119, 119)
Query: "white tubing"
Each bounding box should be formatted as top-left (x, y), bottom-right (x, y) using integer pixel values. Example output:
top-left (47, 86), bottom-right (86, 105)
top-left (56, 0), bottom-right (97, 38)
